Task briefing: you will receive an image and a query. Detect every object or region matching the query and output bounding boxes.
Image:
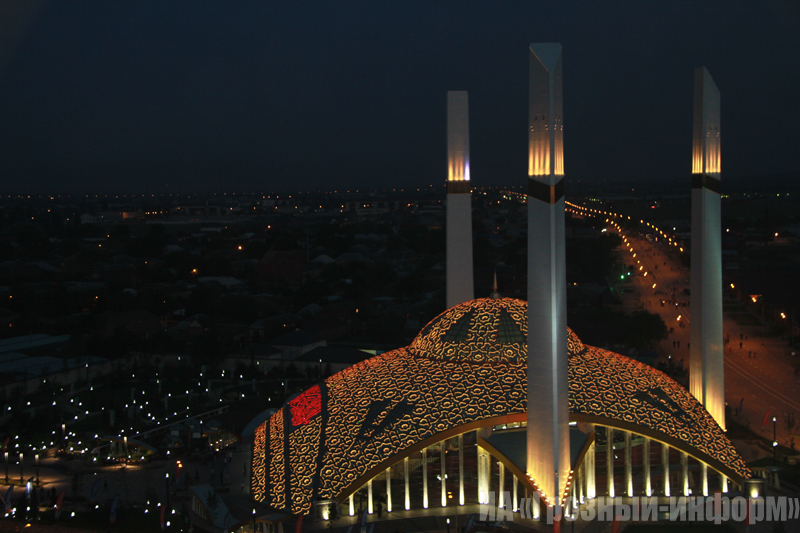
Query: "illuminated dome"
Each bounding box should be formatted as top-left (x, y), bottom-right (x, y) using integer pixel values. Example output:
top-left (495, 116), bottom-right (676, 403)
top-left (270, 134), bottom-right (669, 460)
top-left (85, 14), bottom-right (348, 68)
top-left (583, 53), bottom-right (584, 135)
top-left (252, 298), bottom-right (750, 516)
top-left (409, 297), bottom-right (584, 363)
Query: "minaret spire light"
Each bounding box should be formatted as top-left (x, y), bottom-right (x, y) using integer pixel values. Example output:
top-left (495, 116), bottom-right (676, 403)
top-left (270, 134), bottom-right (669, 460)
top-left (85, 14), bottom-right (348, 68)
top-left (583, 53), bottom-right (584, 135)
top-left (526, 42), bottom-right (570, 514)
top-left (689, 67), bottom-right (725, 430)
top-left (489, 269), bottom-right (501, 299)
top-left (446, 91), bottom-right (475, 308)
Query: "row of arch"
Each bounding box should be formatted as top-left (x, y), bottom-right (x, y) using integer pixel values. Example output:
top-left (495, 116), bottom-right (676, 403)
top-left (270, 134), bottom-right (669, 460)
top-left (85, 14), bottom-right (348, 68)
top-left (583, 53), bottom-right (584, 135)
top-left (328, 416), bottom-right (740, 519)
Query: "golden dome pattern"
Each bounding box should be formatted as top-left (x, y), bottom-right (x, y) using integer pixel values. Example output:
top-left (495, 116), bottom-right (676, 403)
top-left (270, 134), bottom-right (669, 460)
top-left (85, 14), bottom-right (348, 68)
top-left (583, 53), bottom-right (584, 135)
top-left (409, 297), bottom-right (584, 363)
top-left (252, 299), bottom-right (750, 515)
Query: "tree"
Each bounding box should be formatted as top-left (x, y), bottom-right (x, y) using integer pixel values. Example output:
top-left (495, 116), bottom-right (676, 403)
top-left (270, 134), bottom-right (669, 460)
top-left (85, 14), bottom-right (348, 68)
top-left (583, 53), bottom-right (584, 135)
top-left (193, 331), bottom-right (223, 366)
top-left (568, 308), bottom-right (667, 350)
top-left (128, 224), bottom-right (169, 257)
top-left (206, 491), bottom-right (220, 513)
top-left (627, 311), bottom-right (668, 349)
top-left (71, 473), bottom-right (84, 497)
top-left (784, 411), bottom-right (797, 433)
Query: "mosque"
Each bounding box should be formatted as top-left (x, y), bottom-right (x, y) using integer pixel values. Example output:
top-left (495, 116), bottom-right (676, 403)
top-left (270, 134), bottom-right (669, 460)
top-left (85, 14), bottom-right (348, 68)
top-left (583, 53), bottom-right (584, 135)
top-left (249, 44), bottom-right (747, 525)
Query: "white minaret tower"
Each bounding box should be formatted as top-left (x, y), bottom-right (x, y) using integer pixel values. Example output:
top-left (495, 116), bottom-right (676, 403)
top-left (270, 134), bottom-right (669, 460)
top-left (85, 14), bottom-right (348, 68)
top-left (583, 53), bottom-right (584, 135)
top-left (689, 67), bottom-right (725, 430)
top-left (446, 91), bottom-right (474, 308)
top-left (526, 43), bottom-right (570, 512)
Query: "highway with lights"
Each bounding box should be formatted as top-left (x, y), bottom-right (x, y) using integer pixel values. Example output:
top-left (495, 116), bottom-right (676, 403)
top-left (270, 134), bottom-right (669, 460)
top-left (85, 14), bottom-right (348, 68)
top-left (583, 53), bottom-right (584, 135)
top-left (569, 202), bottom-right (800, 457)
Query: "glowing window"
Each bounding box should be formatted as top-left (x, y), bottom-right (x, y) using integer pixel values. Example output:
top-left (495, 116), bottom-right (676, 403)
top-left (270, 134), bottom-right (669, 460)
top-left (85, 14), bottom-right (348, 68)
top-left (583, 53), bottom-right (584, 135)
top-left (289, 386), bottom-right (321, 426)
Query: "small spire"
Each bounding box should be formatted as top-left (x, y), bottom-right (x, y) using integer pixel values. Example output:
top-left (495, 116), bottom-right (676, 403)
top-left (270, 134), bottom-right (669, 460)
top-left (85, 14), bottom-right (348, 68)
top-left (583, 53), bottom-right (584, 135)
top-left (490, 269), bottom-right (501, 299)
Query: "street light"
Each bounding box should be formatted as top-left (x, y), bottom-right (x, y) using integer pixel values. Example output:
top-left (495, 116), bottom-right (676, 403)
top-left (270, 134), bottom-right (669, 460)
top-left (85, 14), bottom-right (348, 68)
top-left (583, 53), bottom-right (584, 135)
top-left (773, 417), bottom-right (778, 465)
top-left (165, 472), bottom-right (170, 519)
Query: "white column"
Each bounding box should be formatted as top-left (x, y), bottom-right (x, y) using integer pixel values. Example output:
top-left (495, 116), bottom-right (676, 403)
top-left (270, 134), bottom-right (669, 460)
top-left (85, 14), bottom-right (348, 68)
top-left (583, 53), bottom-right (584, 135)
top-left (498, 462), bottom-right (505, 509)
top-left (477, 445), bottom-right (488, 504)
top-left (607, 428), bottom-right (614, 497)
top-left (441, 441), bottom-right (447, 507)
top-left (527, 42), bottom-right (569, 514)
top-left (404, 457), bottom-right (410, 510)
top-left (644, 438), bottom-right (651, 497)
top-left (587, 440), bottom-right (596, 499)
top-left (368, 478), bottom-right (373, 514)
top-left (689, 66), bottom-right (725, 430)
top-left (349, 494), bottom-right (354, 516)
top-left (571, 481), bottom-right (577, 514)
top-left (662, 445), bottom-right (670, 497)
top-left (386, 467), bottom-right (392, 513)
top-left (625, 432), bottom-right (632, 497)
top-left (458, 434), bottom-right (465, 506)
top-left (423, 448), bottom-right (428, 508)
top-left (681, 452), bottom-right (689, 496)
top-left (485, 451), bottom-right (489, 504)
top-left (446, 91), bottom-right (474, 308)
top-left (701, 463), bottom-right (708, 497)
top-left (485, 453), bottom-right (490, 505)
top-left (513, 474), bottom-right (518, 512)
top-left (720, 473), bottom-right (728, 493)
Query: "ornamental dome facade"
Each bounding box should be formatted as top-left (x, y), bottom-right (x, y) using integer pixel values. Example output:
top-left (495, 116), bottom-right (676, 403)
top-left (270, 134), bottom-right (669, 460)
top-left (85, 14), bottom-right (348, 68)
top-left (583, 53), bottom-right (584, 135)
top-left (252, 298), bottom-right (750, 516)
top-left (409, 297), bottom-right (584, 363)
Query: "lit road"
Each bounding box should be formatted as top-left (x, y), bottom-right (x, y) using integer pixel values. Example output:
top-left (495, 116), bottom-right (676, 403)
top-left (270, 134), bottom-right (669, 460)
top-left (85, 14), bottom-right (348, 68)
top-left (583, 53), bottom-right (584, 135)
top-left (606, 220), bottom-right (800, 453)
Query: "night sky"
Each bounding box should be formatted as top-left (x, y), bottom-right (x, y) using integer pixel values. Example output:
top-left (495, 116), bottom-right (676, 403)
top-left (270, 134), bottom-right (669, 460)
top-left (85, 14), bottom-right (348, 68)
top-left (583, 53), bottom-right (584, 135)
top-left (1, 1), bottom-right (798, 194)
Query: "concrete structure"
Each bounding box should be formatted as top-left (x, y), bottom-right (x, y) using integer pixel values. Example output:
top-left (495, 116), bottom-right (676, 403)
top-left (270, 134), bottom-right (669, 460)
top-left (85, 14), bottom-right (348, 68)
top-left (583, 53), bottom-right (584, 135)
top-left (689, 67), bottom-right (724, 430)
top-left (526, 42), bottom-right (570, 512)
top-left (446, 91), bottom-right (474, 308)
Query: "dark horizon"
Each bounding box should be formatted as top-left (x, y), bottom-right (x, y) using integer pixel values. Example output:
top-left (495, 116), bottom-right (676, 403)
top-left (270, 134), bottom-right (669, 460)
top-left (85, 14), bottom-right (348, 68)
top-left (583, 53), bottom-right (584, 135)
top-left (1, 1), bottom-right (798, 194)
top-left (2, 170), bottom-right (799, 199)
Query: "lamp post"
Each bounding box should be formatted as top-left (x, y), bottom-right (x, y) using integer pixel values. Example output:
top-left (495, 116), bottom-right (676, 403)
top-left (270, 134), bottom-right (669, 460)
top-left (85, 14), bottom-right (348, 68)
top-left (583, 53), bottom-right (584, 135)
top-left (773, 417), bottom-right (778, 464)
top-left (4, 451), bottom-right (7, 483)
top-left (165, 472), bottom-right (170, 521)
top-left (19, 452), bottom-right (23, 484)
top-left (35, 453), bottom-right (39, 486)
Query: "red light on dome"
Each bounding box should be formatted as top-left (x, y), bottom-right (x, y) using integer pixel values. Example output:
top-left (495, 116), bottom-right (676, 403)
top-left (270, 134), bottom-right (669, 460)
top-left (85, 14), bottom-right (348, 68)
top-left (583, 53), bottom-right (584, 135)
top-left (290, 385), bottom-right (322, 426)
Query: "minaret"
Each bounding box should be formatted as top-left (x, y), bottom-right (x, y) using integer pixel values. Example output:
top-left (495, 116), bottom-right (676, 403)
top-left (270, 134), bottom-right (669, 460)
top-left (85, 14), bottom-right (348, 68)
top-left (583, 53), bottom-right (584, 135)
top-left (446, 91), bottom-right (474, 308)
top-left (489, 270), bottom-right (501, 299)
top-left (526, 43), bottom-right (570, 512)
top-left (689, 67), bottom-right (725, 430)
